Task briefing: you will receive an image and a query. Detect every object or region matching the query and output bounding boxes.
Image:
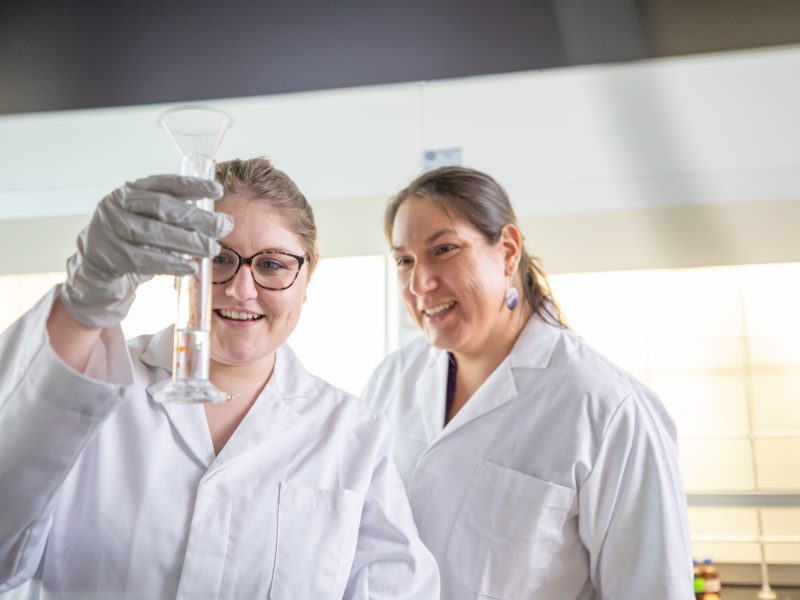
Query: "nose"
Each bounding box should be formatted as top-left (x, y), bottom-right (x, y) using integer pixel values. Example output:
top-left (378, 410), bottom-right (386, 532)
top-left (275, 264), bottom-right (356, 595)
top-left (225, 264), bottom-right (259, 301)
top-left (408, 262), bottom-right (438, 297)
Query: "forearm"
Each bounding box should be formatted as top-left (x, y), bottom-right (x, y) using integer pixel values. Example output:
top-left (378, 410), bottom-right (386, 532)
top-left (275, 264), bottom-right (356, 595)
top-left (46, 295), bottom-right (103, 374)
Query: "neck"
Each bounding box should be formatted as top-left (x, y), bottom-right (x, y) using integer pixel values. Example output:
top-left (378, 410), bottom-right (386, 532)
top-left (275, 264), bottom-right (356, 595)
top-left (452, 303), bottom-right (533, 397)
top-left (209, 352), bottom-right (276, 398)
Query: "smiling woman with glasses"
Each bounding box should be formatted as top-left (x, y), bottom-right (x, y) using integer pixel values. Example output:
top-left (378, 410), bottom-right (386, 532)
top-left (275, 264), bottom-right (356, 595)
top-left (0, 157), bottom-right (439, 599)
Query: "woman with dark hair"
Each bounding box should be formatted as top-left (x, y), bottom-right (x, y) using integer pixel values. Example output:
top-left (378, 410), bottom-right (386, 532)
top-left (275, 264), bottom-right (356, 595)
top-left (362, 166), bottom-right (692, 599)
top-left (0, 158), bottom-right (439, 599)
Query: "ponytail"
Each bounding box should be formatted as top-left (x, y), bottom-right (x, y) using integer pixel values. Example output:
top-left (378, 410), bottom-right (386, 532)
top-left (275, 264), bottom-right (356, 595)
top-left (518, 248), bottom-right (567, 328)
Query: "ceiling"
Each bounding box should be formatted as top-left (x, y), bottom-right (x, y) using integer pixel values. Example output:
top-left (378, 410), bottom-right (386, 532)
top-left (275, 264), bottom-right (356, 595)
top-left (1, 0), bottom-right (798, 115)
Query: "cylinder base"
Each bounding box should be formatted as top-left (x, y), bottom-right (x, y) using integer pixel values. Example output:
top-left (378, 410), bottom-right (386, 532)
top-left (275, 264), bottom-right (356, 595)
top-left (153, 379), bottom-right (230, 404)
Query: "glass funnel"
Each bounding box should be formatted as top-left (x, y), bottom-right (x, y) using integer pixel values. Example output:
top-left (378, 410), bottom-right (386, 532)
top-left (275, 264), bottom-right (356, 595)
top-left (154, 105), bottom-right (233, 404)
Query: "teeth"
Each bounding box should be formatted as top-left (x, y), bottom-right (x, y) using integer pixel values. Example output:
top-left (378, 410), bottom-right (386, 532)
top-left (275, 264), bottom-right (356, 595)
top-left (219, 309), bottom-right (262, 321)
top-left (424, 301), bottom-right (455, 316)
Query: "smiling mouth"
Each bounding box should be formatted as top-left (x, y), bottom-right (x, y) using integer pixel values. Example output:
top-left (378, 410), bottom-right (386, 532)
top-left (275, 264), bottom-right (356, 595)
top-left (422, 301), bottom-right (456, 317)
top-left (215, 309), bottom-right (265, 321)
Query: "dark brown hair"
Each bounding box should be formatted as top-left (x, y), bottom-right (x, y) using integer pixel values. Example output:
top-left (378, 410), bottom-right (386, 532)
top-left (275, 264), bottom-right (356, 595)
top-left (215, 157), bottom-right (318, 272)
top-left (385, 166), bottom-right (566, 327)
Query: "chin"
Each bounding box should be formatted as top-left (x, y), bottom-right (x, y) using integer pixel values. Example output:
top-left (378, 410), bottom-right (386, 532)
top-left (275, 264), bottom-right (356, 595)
top-left (213, 344), bottom-right (265, 365)
top-left (229, 352), bottom-right (260, 365)
top-left (424, 330), bottom-right (460, 352)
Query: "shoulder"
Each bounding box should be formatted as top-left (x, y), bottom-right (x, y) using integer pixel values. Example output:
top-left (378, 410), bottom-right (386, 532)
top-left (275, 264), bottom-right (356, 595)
top-left (518, 319), bottom-right (673, 440)
top-left (317, 373), bottom-right (383, 421)
top-left (279, 344), bottom-right (390, 432)
top-left (126, 332), bottom-right (155, 360)
top-left (365, 335), bottom-right (430, 387)
top-left (361, 334), bottom-right (431, 408)
top-left (514, 317), bottom-right (644, 398)
top-left (126, 324), bottom-right (173, 370)
top-left (555, 329), bottom-right (643, 397)
top-left (299, 367), bottom-right (399, 466)
top-left (561, 331), bottom-right (677, 440)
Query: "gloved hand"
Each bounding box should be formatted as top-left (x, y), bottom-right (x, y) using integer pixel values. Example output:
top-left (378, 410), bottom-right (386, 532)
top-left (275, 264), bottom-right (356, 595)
top-left (60, 174), bottom-right (234, 329)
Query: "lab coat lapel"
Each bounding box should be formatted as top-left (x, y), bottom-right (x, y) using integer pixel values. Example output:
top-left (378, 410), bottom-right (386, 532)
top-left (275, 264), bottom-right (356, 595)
top-left (437, 359), bottom-right (518, 441)
top-left (142, 326), bottom-right (215, 469)
top-left (506, 313), bottom-right (562, 371)
top-left (435, 314), bottom-right (562, 442)
top-left (212, 345), bottom-right (305, 466)
top-left (412, 349), bottom-right (450, 444)
top-left (149, 379), bottom-right (216, 469)
top-left (142, 332), bottom-right (308, 474)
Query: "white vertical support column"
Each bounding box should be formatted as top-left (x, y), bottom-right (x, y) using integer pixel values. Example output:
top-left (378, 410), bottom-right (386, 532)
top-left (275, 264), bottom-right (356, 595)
top-left (739, 277), bottom-right (775, 598)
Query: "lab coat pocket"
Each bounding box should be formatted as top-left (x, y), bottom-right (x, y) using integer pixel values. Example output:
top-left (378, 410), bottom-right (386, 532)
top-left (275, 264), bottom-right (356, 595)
top-left (268, 481), bottom-right (364, 600)
top-left (446, 460), bottom-right (575, 599)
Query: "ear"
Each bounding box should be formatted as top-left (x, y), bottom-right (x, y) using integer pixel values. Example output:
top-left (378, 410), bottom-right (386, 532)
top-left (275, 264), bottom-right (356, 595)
top-left (499, 223), bottom-right (524, 278)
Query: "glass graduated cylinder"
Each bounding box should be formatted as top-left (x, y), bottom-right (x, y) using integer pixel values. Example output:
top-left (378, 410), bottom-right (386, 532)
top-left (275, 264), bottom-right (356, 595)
top-left (173, 200), bottom-right (214, 384)
top-left (154, 105), bottom-right (232, 404)
top-left (155, 156), bottom-right (229, 403)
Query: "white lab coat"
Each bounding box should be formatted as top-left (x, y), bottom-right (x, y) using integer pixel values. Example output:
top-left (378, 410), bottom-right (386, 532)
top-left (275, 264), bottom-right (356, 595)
top-left (0, 288), bottom-right (439, 600)
top-left (362, 314), bottom-right (693, 600)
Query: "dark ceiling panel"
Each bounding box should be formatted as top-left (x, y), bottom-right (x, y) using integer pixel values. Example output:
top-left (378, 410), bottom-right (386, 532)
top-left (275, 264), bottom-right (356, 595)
top-left (638, 0), bottom-right (800, 57)
top-left (0, 0), bottom-right (565, 114)
top-left (1, 0), bottom-right (798, 115)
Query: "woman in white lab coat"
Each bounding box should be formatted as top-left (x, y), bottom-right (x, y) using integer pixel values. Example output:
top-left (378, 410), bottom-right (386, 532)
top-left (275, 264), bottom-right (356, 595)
top-left (0, 158), bottom-right (439, 599)
top-left (361, 166), bottom-right (693, 599)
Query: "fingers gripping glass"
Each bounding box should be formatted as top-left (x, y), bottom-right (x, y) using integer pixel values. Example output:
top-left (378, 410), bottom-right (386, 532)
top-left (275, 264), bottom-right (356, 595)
top-left (212, 245), bottom-right (307, 290)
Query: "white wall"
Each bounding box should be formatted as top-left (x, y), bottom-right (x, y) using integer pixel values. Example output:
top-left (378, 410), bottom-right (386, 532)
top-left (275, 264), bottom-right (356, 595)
top-left (1, 46), bottom-right (799, 272)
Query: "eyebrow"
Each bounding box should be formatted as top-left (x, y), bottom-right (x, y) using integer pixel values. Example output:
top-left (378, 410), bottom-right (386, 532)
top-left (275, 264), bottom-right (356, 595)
top-left (222, 244), bottom-right (304, 257)
top-left (391, 228), bottom-right (456, 252)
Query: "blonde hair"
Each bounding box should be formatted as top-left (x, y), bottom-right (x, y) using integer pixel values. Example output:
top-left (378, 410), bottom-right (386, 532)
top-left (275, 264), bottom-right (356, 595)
top-left (386, 166), bottom-right (566, 327)
top-left (215, 157), bottom-right (319, 272)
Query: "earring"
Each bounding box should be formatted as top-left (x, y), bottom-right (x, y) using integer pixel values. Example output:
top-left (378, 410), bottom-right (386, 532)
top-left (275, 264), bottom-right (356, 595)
top-left (505, 282), bottom-right (519, 310)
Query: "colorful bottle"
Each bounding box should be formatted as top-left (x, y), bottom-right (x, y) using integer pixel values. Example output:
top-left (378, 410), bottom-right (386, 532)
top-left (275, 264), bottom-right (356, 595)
top-left (694, 560), bottom-right (705, 598)
top-left (695, 558), bottom-right (721, 600)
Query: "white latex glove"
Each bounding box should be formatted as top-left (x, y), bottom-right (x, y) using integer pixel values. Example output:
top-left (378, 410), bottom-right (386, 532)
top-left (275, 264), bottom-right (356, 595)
top-left (60, 174), bottom-right (233, 329)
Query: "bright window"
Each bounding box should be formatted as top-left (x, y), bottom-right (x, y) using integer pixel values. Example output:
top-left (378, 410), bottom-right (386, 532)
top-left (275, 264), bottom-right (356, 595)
top-left (289, 255), bottom-right (387, 396)
top-left (549, 263), bottom-right (800, 565)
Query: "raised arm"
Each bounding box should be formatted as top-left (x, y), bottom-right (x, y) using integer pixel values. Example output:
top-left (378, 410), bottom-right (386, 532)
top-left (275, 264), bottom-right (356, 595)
top-left (49, 175), bottom-right (231, 371)
top-left (0, 175), bottom-right (232, 591)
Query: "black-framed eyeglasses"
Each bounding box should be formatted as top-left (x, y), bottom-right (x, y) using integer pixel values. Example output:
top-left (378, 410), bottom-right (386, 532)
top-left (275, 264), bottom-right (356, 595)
top-left (212, 245), bottom-right (307, 291)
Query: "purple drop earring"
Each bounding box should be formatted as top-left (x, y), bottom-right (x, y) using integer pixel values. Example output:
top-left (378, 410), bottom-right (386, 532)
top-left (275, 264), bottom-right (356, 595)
top-left (505, 283), bottom-right (519, 310)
